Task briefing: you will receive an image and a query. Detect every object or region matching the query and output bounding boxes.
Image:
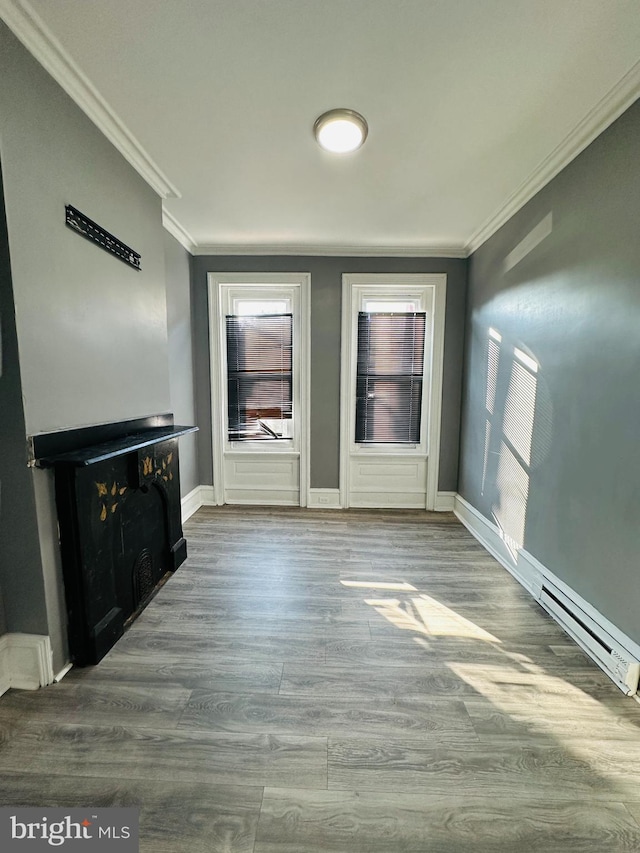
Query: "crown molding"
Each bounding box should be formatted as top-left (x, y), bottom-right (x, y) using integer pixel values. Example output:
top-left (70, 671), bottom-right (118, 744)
top-left (466, 59), bottom-right (640, 255)
top-left (162, 208), bottom-right (195, 254)
top-left (192, 243), bottom-right (468, 258)
top-left (0, 0), bottom-right (181, 199)
top-left (6, 0), bottom-right (635, 258)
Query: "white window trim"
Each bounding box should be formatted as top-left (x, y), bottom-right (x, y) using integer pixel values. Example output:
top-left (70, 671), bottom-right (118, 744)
top-left (339, 273), bottom-right (447, 510)
top-left (208, 272), bottom-right (311, 506)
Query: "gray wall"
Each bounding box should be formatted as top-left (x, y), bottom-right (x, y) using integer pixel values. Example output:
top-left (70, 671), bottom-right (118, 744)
top-left (0, 23), bottom-right (172, 670)
top-left (191, 256), bottom-right (467, 491)
top-left (0, 161), bottom-right (47, 638)
top-left (164, 231), bottom-right (198, 496)
top-left (459, 98), bottom-right (640, 645)
top-left (0, 24), bottom-right (169, 438)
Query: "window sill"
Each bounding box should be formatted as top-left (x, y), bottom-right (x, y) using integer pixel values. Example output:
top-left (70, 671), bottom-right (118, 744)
top-left (226, 445), bottom-right (300, 456)
top-left (350, 446), bottom-right (427, 457)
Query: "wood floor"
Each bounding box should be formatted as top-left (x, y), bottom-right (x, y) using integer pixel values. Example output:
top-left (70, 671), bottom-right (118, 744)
top-left (2, 505), bottom-right (640, 851)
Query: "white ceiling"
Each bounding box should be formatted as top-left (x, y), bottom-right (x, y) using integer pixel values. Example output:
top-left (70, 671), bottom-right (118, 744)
top-left (4, 0), bottom-right (640, 254)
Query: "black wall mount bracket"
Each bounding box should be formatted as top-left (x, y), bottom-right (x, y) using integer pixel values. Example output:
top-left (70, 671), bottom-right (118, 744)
top-left (65, 204), bottom-right (141, 270)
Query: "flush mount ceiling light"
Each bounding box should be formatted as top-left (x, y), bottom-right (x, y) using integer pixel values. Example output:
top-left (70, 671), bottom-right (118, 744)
top-left (313, 108), bottom-right (368, 153)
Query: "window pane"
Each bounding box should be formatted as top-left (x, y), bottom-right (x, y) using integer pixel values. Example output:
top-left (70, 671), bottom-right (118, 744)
top-left (233, 299), bottom-right (290, 315)
top-left (356, 376), bottom-right (423, 443)
top-left (362, 300), bottom-right (419, 312)
top-left (226, 314), bottom-right (293, 441)
top-left (355, 312), bottom-right (426, 444)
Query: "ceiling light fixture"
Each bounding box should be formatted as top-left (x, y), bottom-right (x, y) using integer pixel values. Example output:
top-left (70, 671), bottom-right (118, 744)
top-left (313, 108), bottom-right (368, 154)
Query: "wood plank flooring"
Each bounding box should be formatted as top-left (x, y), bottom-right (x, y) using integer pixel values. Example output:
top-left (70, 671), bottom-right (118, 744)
top-left (2, 505), bottom-right (640, 852)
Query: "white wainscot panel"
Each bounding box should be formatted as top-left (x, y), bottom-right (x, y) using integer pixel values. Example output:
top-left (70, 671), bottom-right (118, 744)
top-left (349, 454), bottom-right (427, 508)
top-left (224, 453), bottom-right (300, 505)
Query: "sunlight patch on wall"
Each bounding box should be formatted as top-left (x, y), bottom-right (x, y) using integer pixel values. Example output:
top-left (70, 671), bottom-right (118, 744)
top-left (482, 329), bottom-right (502, 494)
top-left (489, 338), bottom-right (539, 559)
top-left (502, 212), bottom-right (553, 274)
top-left (503, 359), bottom-right (537, 466)
top-left (514, 347), bottom-right (538, 374)
top-left (494, 440), bottom-right (530, 558)
top-left (486, 333), bottom-right (502, 414)
top-left (482, 419), bottom-right (492, 496)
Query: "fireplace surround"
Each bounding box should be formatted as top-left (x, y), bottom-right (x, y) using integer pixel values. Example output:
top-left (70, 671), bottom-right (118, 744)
top-left (34, 414), bottom-right (197, 665)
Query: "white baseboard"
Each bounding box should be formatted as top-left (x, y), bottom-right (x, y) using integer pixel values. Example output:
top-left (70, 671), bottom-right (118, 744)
top-left (181, 485), bottom-right (218, 521)
top-left (0, 638), bottom-right (10, 698)
top-left (184, 483), bottom-right (455, 514)
top-left (54, 662), bottom-right (74, 683)
top-left (199, 485), bottom-right (217, 505)
top-left (181, 485), bottom-right (203, 522)
top-left (434, 491), bottom-right (456, 511)
top-left (0, 633), bottom-right (55, 696)
top-left (453, 495), bottom-right (535, 594)
top-left (454, 494), bottom-right (640, 691)
top-left (307, 488), bottom-right (342, 508)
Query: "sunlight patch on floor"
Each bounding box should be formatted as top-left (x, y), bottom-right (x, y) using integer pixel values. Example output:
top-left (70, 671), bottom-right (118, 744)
top-left (341, 580), bottom-right (417, 591)
top-left (363, 594), bottom-right (501, 643)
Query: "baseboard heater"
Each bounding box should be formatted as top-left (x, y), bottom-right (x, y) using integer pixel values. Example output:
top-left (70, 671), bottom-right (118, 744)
top-left (535, 579), bottom-right (640, 695)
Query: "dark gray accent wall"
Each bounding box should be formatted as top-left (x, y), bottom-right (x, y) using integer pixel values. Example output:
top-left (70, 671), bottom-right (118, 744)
top-left (0, 161), bottom-right (47, 637)
top-left (164, 231), bottom-right (198, 497)
top-left (0, 23), bottom-right (172, 670)
top-left (191, 256), bottom-right (467, 491)
top-left (459, 98), bottom-right (640, 645)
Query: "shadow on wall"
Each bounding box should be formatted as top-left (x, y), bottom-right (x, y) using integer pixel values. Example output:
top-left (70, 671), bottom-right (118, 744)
top-left (480, 326), bottom-right (553, 560)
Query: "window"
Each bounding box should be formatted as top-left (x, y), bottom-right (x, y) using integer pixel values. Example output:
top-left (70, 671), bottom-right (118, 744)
top-left (226, 312), bottom-right (293, 441)
top-left (209, 273), bottom-right (310, 507)
top-left (210, 275), bottom-right (309, 441)
top-left (355, 310), bottom-right (426, 443)
top-left (340, 273), bottom-right (446, 510)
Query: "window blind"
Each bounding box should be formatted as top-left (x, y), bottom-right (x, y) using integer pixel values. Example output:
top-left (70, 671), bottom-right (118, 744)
top-left (226, 313), bottom-right (293, 440)
top-left (355, 311), bottom-right (426, 443)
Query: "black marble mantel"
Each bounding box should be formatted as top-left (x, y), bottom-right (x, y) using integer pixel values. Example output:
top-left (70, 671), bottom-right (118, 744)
top-left (35, 415), bottom-right (197, 665)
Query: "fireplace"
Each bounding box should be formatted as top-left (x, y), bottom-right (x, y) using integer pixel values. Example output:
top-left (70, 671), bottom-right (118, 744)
top-left (35, 414), bottom-right (197, 665)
